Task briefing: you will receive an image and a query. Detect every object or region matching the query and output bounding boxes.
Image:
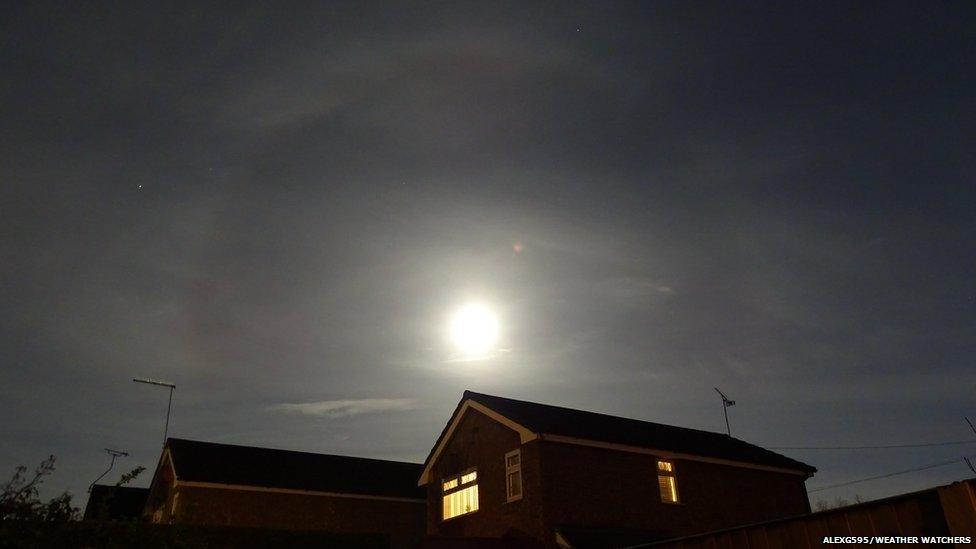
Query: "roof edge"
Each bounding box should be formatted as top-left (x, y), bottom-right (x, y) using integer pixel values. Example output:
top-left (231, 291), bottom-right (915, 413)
top-left (538, 433), bottom-right (815, 476)
top-left (461, 390), bottom-right (816, 474)
top-left (165, 437), bottom-right (423, 468)
top-left (175, 480), bottom-right (427, 503)
top-left (418, 396), bottom-right (538, 486)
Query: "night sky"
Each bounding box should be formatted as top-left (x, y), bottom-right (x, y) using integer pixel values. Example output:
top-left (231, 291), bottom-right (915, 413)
top-left (3, 2), bottom-right (975, 507)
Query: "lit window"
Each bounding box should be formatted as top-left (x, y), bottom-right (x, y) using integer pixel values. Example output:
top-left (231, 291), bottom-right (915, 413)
top-left (442, 469), bottom-right (479, 520)
top-left (657, 460), bottom-right (678, 503)
top-left (505, 449), bottom-right (522, 502)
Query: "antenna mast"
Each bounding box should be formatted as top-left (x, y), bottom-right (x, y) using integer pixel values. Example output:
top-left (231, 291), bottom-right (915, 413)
top-left (714, 388), bottom-right (736, 436)
top-left (88, 448), bottom-right (128, 492)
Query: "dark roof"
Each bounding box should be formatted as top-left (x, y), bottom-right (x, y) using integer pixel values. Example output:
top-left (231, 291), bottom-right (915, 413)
top-left (461, 391), bottom-right (815, 474)
top-left (82, 485), bottom-right (149, 521)
top-left (165, 438), bottom-right (425, 499)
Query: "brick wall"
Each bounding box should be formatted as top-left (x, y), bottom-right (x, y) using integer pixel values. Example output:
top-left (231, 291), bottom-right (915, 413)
top-left (538, 441), bottom-right (811, 541)
top-left (151, 482), bottom-right (425, 549)
top-left (425, 408), bottom-right (547, 543)
top-left (5, 521), bottom-right (388, 548)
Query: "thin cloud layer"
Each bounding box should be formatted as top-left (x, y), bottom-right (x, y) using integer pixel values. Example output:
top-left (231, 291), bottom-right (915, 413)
top-left (1, 2), bottom-right (973, 506)
top-left (271, 399), bottom-right (418, 418)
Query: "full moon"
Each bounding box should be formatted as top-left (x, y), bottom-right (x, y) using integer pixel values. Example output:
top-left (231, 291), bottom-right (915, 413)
top-left (449, 303), bottom-right (500, 356)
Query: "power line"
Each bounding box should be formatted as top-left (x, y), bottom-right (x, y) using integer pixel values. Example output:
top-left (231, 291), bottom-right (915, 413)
top-left (807, 458), bottom-right (964, 493)
top-left (769, 439), bottom-right (976, 450)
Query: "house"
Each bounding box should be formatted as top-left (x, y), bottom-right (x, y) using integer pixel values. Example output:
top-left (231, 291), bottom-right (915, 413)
top-left (419, 391), bottom-right (816, 548)
top-left (82, 485), bottom-right (149, 521)
top-left (144, 438), bottom-right (426, 548)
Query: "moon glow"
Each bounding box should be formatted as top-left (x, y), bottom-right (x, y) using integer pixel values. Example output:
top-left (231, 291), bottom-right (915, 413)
top-left (449, 303), bottom-right (500, 357)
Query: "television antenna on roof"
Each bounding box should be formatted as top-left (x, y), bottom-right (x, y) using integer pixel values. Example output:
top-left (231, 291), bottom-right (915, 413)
top-left (714, 388), bottom-right (736, 437)
top-left (88, 448), bottom-right (128, 492)
top-left (133, 377), bottom-right (176, 447)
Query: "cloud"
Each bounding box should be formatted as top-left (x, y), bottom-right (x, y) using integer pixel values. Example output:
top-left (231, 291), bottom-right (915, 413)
top-left (269, 398), bottom-right (417, 418)
top-left (594, 276), bottom-right (675, 303)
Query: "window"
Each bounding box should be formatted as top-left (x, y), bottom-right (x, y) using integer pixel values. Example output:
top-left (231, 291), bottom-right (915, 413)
top-left (505, 449), bottom-right (522, 502)
top-left (657, 460), bottom-right (678, 503)
top-left (442, 469), bottom-right (479, 520)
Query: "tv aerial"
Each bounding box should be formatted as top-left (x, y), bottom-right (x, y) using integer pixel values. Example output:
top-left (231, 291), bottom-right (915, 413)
top-left (714, 388), bottom-right (736, 436)
top-left (88, 448), bottom-right (128, 492)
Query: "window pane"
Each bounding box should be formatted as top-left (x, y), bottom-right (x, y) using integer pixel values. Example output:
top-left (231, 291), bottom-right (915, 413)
top-left (443, 478), bottom-right (458, 491)
top-left (461, 471), bottom-right (477, 484)
top-left (658, 475), bottom-right (678, 503)
top-left (507, 453), bottom-right (520, 467)
top-left (658, 461), bottom-right (673, 472)
top-left (443, 484), bottom-right (479, 519)
top-left (507, 471), bottom-right (522, 498)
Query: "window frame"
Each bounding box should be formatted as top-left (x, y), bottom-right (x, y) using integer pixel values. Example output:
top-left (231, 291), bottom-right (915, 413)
top-left (505, 449), bottom-right (523, 503)
top-left (657, 459), bottom-right (679, 504)
top-left (441, 467), bottom-right (479, 521)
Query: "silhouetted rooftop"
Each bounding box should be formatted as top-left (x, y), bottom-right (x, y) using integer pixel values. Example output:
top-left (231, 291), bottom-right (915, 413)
top-left (82, 485), bottom-right (149, 521)
top-left (165, 438), bottom-right (425, 499)
top-left (461, 391), bottom-right (816, 474)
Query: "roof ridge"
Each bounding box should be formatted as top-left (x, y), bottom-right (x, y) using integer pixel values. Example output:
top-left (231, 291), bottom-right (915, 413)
top-left (89, 484), bottom-right (149, 491)
top-left (464, 390), bottom-right (738, 439)
top-left (461, 390), bottom-right (815, 474)
top-left (165, 437), bottom-right (423, 467)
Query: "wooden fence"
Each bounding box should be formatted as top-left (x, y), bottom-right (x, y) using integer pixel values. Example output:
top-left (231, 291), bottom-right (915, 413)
top-left (633, 479), bottom-right (976, 548)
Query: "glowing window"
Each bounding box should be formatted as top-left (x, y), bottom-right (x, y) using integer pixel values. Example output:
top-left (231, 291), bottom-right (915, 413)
top-left (505, 449), bottom-right (522, 502)
top-left (442, 469), bottom-right (479, 520)
top-left (657, 460), bottom-right (678, 503)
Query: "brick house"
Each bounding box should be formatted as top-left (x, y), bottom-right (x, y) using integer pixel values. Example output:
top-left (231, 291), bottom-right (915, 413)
top-left (144, 438), bottom-right (426, 548)
top-left (419, 391), bottom-right (816, 548)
